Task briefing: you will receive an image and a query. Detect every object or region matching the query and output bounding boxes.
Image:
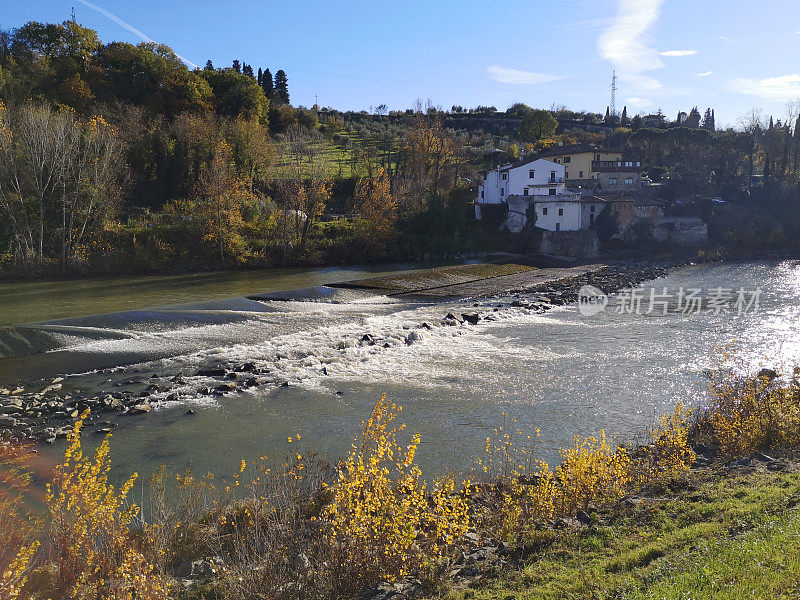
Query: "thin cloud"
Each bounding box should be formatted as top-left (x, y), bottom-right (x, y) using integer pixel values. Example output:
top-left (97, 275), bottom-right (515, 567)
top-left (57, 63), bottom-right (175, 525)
top-left (660, 50), bottom-right (697, 56)
top-left (598, 0), bottom-right (664, 91)
top-left (487, 66), bottom-right (561, 85)
top-left (728, 74), bottom-right (800, 101)
top-left (696, 71), bottom-right (713, 77)
top-left (77, 0), bottom-right (198, 69)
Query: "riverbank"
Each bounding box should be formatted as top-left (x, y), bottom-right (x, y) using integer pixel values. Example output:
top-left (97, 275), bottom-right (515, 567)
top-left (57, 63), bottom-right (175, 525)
top-left (5, 369), bottom-right (800, 600)
top-left (0, 261), bottom-right (672, 446)
top-left (422, 458), bottom-right (800, 600)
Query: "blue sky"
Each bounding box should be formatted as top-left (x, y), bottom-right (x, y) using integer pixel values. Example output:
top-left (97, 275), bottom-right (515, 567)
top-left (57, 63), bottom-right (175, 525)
top-left (4, 0), bottom-right (800, 127)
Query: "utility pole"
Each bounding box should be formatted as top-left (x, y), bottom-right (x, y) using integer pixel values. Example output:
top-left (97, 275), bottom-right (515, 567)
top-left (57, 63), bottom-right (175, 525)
top-left (314, 93), bottom-right (318, 109)
top-left (609, 70), bottom-right (618, 118)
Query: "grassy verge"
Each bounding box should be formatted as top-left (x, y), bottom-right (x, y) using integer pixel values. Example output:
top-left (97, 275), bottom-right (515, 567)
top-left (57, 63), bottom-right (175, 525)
top-left (435, 466), bottom-right (800, 600)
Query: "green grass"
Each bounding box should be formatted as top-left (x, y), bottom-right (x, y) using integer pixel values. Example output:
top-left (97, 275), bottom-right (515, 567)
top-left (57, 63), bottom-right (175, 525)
top-left (433, 469), bottom-right (800, 600)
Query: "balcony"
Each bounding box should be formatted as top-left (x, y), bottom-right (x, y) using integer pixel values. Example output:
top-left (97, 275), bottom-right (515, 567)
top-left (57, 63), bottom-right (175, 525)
top-left (529, 177), bottom-right (565, 185)
top-left (592, 160), bottom-right (642, 173)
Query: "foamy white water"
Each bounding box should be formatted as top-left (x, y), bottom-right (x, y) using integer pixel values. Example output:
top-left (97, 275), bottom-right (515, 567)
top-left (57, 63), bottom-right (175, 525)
top-left (4, 260), bottom-right (800, 479)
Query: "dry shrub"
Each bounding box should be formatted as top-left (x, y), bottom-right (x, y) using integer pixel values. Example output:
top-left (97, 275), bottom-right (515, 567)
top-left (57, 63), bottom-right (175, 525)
top-left (146, 466), bottom-right (222, 576)
top-left (325, 395), bottom-right (470, 595)
top-left (0, 444), bottom-right (39, 565)
top-left (1, 542), bottom-right (39, 600)
top-left (707, 371), bottom-right (800, 456)
top-left (212, 452), bottom-right (331, 600)
top-left (46, 413), bottom-right (169, 600)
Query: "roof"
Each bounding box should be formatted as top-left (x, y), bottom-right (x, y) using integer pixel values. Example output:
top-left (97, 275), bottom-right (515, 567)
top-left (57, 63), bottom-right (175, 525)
top-left (497, 156), bottom-right (562, 171)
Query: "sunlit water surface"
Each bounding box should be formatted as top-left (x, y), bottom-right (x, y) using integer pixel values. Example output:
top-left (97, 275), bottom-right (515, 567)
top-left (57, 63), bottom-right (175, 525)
top-left (2, 260), bottom-right (799, 481)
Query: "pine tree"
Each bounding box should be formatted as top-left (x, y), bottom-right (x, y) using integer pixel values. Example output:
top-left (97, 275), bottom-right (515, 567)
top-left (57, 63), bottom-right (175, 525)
top-left (204, 59), bottom-right (214, 71)
top-left (232, 59), bottom-right (241, 73)
top-left (257, 67), bottom-right (263, 86)
top-left (242, 63), bottom-right (254, 78)
top-left (262, 68), bottom-right (274, 98)
top-left (274, 69), bottom-right (289, 104)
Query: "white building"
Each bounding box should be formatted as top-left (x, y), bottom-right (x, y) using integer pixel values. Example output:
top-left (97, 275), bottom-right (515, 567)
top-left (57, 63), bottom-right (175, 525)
top-left (475, 158), bottom-right (601, 233)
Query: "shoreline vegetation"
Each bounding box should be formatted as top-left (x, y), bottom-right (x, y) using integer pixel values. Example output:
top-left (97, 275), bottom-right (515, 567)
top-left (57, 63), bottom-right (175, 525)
top-left (2, 362), bottom-right (800, 600)
top-left (3, 22), bottom-right (800, 281)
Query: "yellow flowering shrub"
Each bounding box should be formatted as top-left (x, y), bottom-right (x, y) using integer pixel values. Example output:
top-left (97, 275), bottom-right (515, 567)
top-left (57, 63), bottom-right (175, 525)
top-left (325, 395), bottom-right (469, 592)
top-left (47, 413), bottom-right (169, 600)
top-left (556, 431), bottom-right (632, 514)
top-left (498, 460), bottom-right (557, 540)
top-left (709, 372), bottom-right (800, 456)
top-left (646, 402), bottom-right (696, 479)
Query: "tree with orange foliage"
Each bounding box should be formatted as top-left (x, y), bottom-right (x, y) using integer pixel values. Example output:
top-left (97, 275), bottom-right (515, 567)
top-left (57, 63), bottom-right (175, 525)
top-left (352, 167), bottom-right (397, 260)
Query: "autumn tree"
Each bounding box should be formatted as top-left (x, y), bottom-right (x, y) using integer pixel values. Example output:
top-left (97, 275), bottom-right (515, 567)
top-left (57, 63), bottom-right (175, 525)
top-left (193, 140), bottom-right (250, 265)
top-left (397, 110), bottom-right (456, 213)
top-left (0, 102), bottom-right (122, 271)
top-left (352, 166), bottom-right (397, 259)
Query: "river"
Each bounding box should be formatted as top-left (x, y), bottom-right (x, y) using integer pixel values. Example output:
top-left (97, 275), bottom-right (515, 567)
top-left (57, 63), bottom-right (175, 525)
top-left (1, 260), bottom-right (799, 481)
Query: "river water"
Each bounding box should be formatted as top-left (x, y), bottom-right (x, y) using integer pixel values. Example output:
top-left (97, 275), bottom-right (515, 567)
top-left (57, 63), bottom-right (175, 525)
top-left (1, 260), bottom-right (799, 480)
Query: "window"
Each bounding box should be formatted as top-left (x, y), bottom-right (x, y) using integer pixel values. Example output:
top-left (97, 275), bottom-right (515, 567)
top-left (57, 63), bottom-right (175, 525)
top-left (625, 177), bottom-right (634, 185)
top-left (549, 188), bottom-right (556, 195)
top-left (558, 208), bottom-right (564, 216)
top-left (579, 170), bottom-right (584, 178)
top-left (565, 171), bottom-right (569, 179)
top-left (563, 156), bottom-right (571, 163)
top-left (542, 207), bottom-right (548, 215)
top-left (500, 187), bottom-right (505, 196)
top-left (555, 222), bottom-right (561, 231)
top-left (595, 153), bottom-right (601, 161)
top-left (529, 170), bottom-right (535, 178)
top-left (609, 177), bottom-right (618, 185)
top-left (502, 173), bottom-right (508, 180)
top-left (590, 213), bottom-right (595, 225)
top-left (550, 171), bottom-right (556, 181)
top-left (523, 188), bottom-right (529, 196)
top-left (480, 190), bottom-right (484, 198)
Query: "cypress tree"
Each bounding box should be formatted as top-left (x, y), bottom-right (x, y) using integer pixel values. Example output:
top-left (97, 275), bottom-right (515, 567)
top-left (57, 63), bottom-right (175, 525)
top-left (274, 69), bottom-right (289, 104)
top-left (204, 59), bottom-right (214, 71)
top-left (262, 68), bottom-right (274, 98)
top-left (242, 63), bottom-right (254, 78)
top-left (232, 59), bottom-right (241, 73)
top-left (621, 105), bottom-right (628, 125)
top-left (257, 67), bottom-right (262, 86)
